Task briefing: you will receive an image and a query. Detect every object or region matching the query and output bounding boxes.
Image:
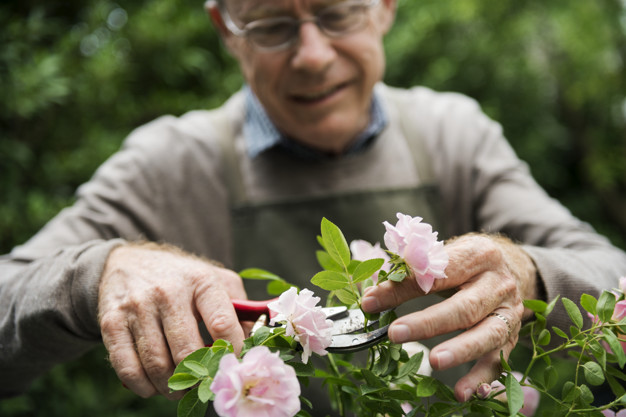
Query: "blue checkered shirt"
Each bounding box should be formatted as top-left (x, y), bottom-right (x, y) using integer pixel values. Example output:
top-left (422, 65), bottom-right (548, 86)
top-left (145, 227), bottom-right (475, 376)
top-left (243, 86), bottom-right (388, 159)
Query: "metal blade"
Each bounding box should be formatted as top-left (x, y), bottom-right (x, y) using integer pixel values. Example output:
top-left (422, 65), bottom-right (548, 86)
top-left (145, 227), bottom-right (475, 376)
top-left (327, 324), bottom-right (389, 353)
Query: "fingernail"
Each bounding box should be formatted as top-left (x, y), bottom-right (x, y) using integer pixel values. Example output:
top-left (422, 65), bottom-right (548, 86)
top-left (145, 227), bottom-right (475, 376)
top-left (433, 350), bottom-right (454, 369)
top-left (477, 383), bottom-right (492, 399)
top-left (361, 296), bottom-right (379, 312)
top-left (389, 324), bottom-right (410, 343)
top-left (462, 388), bottom-right (474, 402)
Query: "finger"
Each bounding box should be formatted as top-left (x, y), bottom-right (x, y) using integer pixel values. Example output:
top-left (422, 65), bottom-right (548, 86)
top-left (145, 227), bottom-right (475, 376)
top-left (130, 308), bottom-right (178, 399)
top-left (157, 290), bottom-right (205, 365)
top-left (452, 337), bottom-right (517, 402)
top-left (362, 236), bottom-right (506, 313)
top-left (195, 276), bottom-right (246, 354)
top-left (362, 274), bottom-right (424, 312)
top-left (428, 308), bottom-right (519, 372)
top-left (384, 272), bottom-right (517, 343)
top-left (101, 312), bottom-right (157, 398)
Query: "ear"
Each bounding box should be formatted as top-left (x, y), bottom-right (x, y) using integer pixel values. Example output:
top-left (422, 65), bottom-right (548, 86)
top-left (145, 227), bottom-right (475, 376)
top-left (205, 0), bottom-right (229, 38)
top-left (378, 0), bottom-right (397, 35)
top-left (205, 0), bottom-right (243, 55)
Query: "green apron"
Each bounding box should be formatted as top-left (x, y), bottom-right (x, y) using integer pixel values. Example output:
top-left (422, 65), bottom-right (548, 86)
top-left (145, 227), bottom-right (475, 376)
top-left (214, 91), bottom-right (468, 416)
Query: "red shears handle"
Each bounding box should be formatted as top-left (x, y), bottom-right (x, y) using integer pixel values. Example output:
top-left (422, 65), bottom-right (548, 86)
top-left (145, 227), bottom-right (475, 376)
top-left (231, 298), bottom-right (279, 322)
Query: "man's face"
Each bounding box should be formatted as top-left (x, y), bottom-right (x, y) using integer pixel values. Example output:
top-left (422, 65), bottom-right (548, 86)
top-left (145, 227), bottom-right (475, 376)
top-left (213, 0), bottom-right (396, 153)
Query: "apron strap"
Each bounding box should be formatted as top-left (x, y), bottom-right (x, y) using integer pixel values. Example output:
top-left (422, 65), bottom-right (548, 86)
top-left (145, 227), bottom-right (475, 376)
top-left (207, 93), bottom-right (248, 207)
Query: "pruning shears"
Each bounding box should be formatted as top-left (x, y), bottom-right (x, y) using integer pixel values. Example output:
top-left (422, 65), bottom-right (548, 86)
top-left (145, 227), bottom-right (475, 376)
top-left (231, 299), bottom-right (390, 353)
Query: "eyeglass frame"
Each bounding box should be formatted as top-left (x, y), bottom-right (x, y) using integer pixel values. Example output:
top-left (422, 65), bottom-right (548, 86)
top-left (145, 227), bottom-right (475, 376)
top-left (215, 0), bottom-right (382, 52)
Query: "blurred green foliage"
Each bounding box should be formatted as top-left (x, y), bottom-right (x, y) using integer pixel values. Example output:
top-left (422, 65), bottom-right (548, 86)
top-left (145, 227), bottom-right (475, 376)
top-left (1, 0), bottom-right (625, 415)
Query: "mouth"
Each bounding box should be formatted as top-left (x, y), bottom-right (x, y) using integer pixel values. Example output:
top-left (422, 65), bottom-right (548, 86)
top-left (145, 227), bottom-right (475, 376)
top-left (290, 82), bottom-right (349, 104)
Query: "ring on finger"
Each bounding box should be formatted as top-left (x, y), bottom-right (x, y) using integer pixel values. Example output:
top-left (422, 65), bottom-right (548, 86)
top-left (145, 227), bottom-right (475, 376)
top-left (487, 312), bottom-right (512, 338)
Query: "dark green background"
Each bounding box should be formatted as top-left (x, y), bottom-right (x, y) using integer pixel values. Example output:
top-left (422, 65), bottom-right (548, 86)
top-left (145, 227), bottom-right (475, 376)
top-left (1, 0), bottom-right (625, 415)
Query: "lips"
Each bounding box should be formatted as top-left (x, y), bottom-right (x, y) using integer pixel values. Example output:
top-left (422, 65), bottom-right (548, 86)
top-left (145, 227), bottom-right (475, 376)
top-left (290, 82), bottom-right (348, 104)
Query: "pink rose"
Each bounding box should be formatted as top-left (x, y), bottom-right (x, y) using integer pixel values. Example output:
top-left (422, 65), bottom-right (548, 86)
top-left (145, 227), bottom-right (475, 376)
top-left (210, 346), bottom-right (301, 417)
top-left (268, 287), bottom-right (333, 364)
top-left (619, 276), bottom-right (626, 294)
top-left (349, 239), bottom-right (391, 284)
top-left (383, 213), bottom-right (448, 293)
top-left (602, 409), bottom-right (626, 417)
top-left (491, 372), bottom-right (540, 417)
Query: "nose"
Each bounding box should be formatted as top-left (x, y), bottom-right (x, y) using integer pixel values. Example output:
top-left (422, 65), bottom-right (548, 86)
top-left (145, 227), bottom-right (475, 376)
top-left (291, 22), bottom-right (336, 72)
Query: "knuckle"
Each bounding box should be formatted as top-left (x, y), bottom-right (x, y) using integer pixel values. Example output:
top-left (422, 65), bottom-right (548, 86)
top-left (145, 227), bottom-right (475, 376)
top-left (142, 355), bottom-right (172, 378)
top-left (99, 312), bottom-right (121, 334)
top-left (207, 310), bottom-right (236, 336)
top-left (116, 365), bottom-right (144, 384)
top-left (456, 294), bottom-right (484, 327)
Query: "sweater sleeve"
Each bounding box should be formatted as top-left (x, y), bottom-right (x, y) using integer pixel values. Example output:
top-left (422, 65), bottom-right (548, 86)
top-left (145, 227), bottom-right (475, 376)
top-left (0, 110), bottom-right (233, 398)
top-left (413, 86), bottom-right (626, 329)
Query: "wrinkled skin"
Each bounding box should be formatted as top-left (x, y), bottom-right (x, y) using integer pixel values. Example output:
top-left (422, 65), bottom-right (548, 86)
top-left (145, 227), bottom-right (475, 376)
top-left (362, 233), bottom-right (538, 402)
top-left (98, 243), bottom-right (248, 399)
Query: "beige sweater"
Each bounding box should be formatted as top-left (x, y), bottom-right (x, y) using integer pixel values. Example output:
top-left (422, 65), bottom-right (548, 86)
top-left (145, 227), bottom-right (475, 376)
top-left (2, 84), bottom-right (625, 397)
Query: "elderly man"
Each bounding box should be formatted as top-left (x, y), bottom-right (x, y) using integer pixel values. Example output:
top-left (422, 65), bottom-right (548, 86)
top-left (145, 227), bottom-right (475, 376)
top-left (1, 0), bottom-right (625, 414)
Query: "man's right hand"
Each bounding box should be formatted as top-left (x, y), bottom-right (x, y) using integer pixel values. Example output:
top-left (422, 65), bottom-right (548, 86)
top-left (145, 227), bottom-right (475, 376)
top-left (97, 243), bottom-right (247, 399)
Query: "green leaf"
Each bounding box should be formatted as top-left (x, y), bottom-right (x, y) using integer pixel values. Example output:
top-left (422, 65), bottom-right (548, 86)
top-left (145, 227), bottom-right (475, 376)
top-left (580, 293), bottom-right (598, 315)
top-left (316, 250), bottom-right (343, 272)
top-left (267, 279), bottom-right (293, 295)
top-left (562, 381), bottom-right (578, 402)
top-left (523, 299), bottom-right (547, 313)
top-left (253, 326), bottom-right (271, 345)
top-left (500, 350), bottom-right (511, 372)
top-left (174, 347), bottom-right (213, 375)
top-left (311, 270), bottom-right (349, 290)
top-left (177, 387), bottom-right (208, 417)
top-left (168, 373), bottom-right (201, 391)
top-left (505, 373), bottom-right (524, 417)
top-left (352, 258), bottom-right (384, 283)
top-left (583, 362), bottom-right (605, 386)
top-left (562, 297), bottom-right (583, 328)
top-left (239, 268), bottom-right (282, 281)
top-left (334, 287), bottom-right (358, 305)
top-left (543, 365), bottom-right (558, 389)
top-left (182, 360), bottom-right (209, 377)
top-left (416, 376), bottom-right (438, 397)
top-left (197, 378), bottom-right (213, 403)
top-left (607, 374), bottom-right (626, 397)
top-left (590, 340), bottom-right (607, 370)
top-left (320, 217), bottom-right (351, 267)
top-left (552, 326), bottom-right (568, 339)
top-left (545, 295), bottom-right (560, 316)
top-left (603, 328), bottom-right (626, 367)
top-left (290, 361), bottom-right (315, 377)
top-left (385, 389), bottom-right (415, 401)
top-left (579, 384), bottom-right (595, 405)
top-left (360, 369), bottom-right (385, 388)
top-left (597, 290), bottom-right (617, 323)
top-left (537, 329), bottom-right (551, 345)
top-left (394, 350), bottom-right (424, 380)
top-left (387, 271), bottom-right (407, 282)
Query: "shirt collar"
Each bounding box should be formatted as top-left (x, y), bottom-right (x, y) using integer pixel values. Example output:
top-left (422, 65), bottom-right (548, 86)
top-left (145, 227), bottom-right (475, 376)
top-left (243, 85), bottom-right (388, 159)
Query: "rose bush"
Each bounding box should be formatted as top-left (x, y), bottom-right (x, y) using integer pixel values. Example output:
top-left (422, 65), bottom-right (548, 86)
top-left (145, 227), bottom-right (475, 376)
top-left (168, 214), bottom-right (626, 417)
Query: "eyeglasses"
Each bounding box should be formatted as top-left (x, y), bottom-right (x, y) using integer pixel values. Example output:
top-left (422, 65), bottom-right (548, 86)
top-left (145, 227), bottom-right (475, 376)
top-left (219, 0), bottom-right (381, 52)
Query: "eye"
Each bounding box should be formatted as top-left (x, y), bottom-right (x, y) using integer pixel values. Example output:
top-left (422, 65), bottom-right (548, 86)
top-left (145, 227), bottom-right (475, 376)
top-left (319, 3), bottom-right (365, 32)
top-left (247, 19), bottom-right (296, 47)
